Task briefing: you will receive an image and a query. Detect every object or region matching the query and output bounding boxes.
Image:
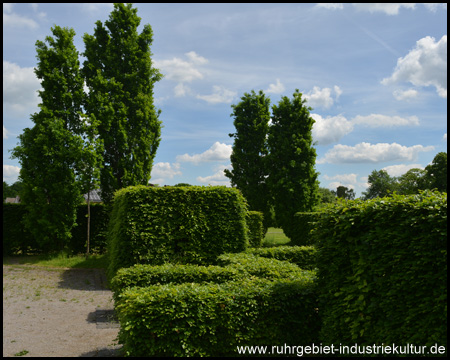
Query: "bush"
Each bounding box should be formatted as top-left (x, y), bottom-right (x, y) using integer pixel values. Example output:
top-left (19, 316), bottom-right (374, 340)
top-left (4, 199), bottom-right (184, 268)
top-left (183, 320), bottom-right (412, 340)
top-left (247, 245), bottom-right (317, 270)
top-left (3, 203), bottom-right (38, 255)
top-left (315, 191), bottom-right (447, 349)
top-left (247, 211), bottom-right (264, 247)
top-left (107, 185), bottom-right (249, 280)
top-left (115, 277), bottom-right (319, 357)
top-left (111, 254), bottom-right (316, 300)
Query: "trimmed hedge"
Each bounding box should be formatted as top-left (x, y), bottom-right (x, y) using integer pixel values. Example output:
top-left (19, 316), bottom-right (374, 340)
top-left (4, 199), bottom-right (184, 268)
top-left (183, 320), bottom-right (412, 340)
top-left (247, 211), bottom-right (264, 247)
top-left (289, 211), bottom-right (321, 246)
top-left (247, 245), bottom-right (317, 270)
top-left (3, 203), bottom-right (109, 255)
top-left (107, 186), bottom-right (249, 279)
top-left (3, 203), bottom-right (38, 255)
top-left (111, 254), bottom-right (316, 299)
top-left (115, 277), bottom-right (319, 357)
top-left (315, 191), bottom-right (447, 349)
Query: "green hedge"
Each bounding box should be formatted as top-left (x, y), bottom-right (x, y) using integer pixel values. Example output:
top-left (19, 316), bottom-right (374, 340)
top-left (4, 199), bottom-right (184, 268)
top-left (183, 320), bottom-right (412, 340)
top-left (3, 203), bottom-right (109, 255)
top-left (111, 254), bottom-right (316, 299)
top-left (247, 245), bottom-right (317, 270)
top-left (107, 185), bottom-right (249, 279)
top-left (3, 203), bottom-right (38, 255)
top-left (315, 191), bottom-right (447, 349)
top-left (289, 211), bottom-right (321, 246)
top-left (115, 277), bottom-right (319, 357)
top-left (247, 211), bottom-right (264, 247)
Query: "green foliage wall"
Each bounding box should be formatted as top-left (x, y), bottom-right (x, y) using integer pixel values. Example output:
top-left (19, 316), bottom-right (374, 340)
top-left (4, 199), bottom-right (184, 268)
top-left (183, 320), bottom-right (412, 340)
top-left (3, 203), bottom-right (109, 255)
top-left (289, 211), bottom-right (321, 246)
top-left (246, 211), bottom-right (264, 247)
top-left (315, 191), bottom-right (447, 348)
top-left (112, 255), bottom-right (319, 357)
top-left (107, 185), bottom-right (249, 279)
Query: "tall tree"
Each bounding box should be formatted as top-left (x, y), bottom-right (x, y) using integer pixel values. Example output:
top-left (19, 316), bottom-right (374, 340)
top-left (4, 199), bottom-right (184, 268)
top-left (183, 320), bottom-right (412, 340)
top-left (422, 152), bottom-right (447, 192)
top-left (397, 168), bottom-right (426, 195)
top-left (332, 185), bottom-right (355, 200)
top-left (362, 169), bottom-right (398, 200)
top-left (10, 26), bottom-right (86, 251)
top-left (267, 89), bottom-right (319, 239)
top-left (224, 90), bottom-right (272, 228)
top-left (82, 3), bottom-right (163, 204)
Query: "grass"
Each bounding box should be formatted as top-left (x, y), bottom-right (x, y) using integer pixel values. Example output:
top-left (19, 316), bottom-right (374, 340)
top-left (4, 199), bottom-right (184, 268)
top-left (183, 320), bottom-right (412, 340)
top-left (3, 228), bottom-right (290, 269)
top-left (263, 227), bottom-right (291, 247)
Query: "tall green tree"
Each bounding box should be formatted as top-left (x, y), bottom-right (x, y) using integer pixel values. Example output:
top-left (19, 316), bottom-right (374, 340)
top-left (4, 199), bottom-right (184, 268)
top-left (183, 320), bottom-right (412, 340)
top-left (267, 89), bottom-right (319, 239)
top-left (397, 168), bottom-right (426, 195)
top-left (362, 169), bottom-right (398, 200)
top-left (82, 3), bottom-right (163, 204)
top-left (422, 152), bottom-right (447, 192)
top-left (10, 26), bottom-right (86, 251)
top-left (332, 185), bottom-right (355, 200)
top-left (224, 90), bottom-right (272, 228)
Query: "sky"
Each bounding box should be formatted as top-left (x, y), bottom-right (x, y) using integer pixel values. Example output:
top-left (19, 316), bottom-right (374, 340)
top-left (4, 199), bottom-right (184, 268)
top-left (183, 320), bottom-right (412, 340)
top-left (3, 3), bottom-right (447, 197)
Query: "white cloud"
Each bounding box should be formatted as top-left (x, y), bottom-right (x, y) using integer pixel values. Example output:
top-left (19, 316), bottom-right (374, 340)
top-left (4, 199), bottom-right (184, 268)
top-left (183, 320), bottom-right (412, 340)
top-left (317, 142), bottom-right (434, 164)
top-left (316, 3), bottom-right (344, 10)
top-left (185, 51), bottom-right (208, 65)
top-left (3, 164), bottom-right (21, 184)
top-left (174, 83), bottom-right (192, 97)
top-left (324, 173), bottom-right (358, 190)
top-left (3, 61), bottom-right (41, 114)
top-left (393, 89), bottom-right (418, 101)
top-left (266, 79), bottom-right (285, 94)
top-left (352, 3), bottom-right (416, 15)
top-left (311, 114), bottom-right (353, 145)
top-left (382, 35), bottom-right (447, 98)
top-left (197, 164), bottom-right (232, 186)
top-left (352, 114), bottom-right (420, 127)
top-left (196, 86), bottom-right (236, 104)
top-left (3, 125), bottom-right (9, 139)
top-left (443, 133), bottom-right (447, 141)
top-left (155, 56), bottom-right (204, 83)
top-left (3, 3), bottom-right (39, 29)
top-left (151, 162), bottom-right (182, 179)
top-left (304, 86), bottom-right (341, 109)
top-left (176, 142), bottom-right (232, 164)
top-left (382, 163), bottom-right (424, 177)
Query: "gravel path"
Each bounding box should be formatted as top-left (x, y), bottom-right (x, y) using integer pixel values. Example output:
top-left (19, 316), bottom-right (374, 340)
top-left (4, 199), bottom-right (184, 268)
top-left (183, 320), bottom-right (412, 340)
top-left (3, 264), bottom-right (122, 357)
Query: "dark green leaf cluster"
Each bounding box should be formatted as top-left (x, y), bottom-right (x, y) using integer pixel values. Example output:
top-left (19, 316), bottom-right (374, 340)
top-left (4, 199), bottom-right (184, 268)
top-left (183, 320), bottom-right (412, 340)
top-left (112, 256), bottom-right (318, 357)
top-left (247, 245), bottom-right (317, 271)
top-left (106, 185), bottom-right (249, 280)
top-left (246, 211), bottom-right (264, 247)
top-left (288, 211), bottom-right (322, 246)
top-left (315, 191), bottom-right (447, 348)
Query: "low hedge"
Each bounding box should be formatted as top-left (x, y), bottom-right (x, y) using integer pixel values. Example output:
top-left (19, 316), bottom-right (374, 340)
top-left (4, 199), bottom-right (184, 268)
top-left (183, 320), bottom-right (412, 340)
top-left (107, 186), bottom-right (249, 280)
top-left (315, 191), bottom-right (447, 349)
top-left (246, 245), bottom-right (317, 270)
top-left (115, 277), bottom-right (320, 357)
top-left (111, 253), bottom-right (316, 300)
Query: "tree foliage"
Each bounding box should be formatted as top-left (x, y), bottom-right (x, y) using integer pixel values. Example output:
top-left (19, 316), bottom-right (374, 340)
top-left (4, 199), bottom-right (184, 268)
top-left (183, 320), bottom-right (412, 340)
top-left (10, 26), bottom-right (86, 251)
top-left (332, 185), bottom-right (355, 200)
top-left (224, 90), bottom-right (272, 227)
top-left (267, 89), bottom-right (319, 239)
top-left (83, 3), bottom-right (163, 204)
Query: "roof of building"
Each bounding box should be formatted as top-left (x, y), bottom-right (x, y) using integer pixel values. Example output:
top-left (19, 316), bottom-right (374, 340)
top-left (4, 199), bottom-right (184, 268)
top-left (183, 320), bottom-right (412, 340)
top-left (83, 188), bottom-right (102, 203)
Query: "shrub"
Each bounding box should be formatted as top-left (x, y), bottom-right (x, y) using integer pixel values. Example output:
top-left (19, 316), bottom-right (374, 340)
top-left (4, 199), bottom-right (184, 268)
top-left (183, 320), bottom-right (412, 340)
top-left (3, 203), bottom-right (37, 255)
top-left (315, 191), bottom-right (447, 348)
top-left (247, 211), bottom-right (264, 247)
top-left (115, 277), bottom-right (320, 357)
top-left (247, 245), bottom-right (317, 270)
top-left (106, 185), bottom-right (249, 280)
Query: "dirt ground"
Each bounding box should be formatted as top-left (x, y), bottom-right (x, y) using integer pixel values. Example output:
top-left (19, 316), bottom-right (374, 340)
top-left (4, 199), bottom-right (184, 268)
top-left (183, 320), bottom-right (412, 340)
top-left (3, 264), bottom-right (122, 357)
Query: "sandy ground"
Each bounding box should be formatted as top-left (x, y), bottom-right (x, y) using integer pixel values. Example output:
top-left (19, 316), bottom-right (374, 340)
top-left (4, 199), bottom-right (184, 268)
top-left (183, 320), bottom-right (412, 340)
top-left (3, 264), bottom-right (122, 357)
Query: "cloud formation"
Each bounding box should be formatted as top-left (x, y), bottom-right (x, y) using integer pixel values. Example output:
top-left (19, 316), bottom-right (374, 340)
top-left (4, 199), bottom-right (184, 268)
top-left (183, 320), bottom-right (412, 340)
top-left (304, 86), bottom-right (341, 109)
top-left (382, 35), bottom-right (447, 98)
top-left (197, 164), bottom-right (232, 186)
top-left (311, 114), bottom-right (353, 145)
top-left (177, 142), bottom-right (232, 164)
top-left (266, 79), bottom-right (285, 94)
top-left (317, 142), bottom-right (434, 164)
top-left (352, 114), bottom-right (419, 127)
top-left (196, 86), bottom-right (236, 104)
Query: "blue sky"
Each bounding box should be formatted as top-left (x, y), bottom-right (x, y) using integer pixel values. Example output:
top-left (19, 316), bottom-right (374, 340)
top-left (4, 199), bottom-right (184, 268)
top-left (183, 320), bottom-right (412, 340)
top-left (3, 3), bottom-right (447, 197)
